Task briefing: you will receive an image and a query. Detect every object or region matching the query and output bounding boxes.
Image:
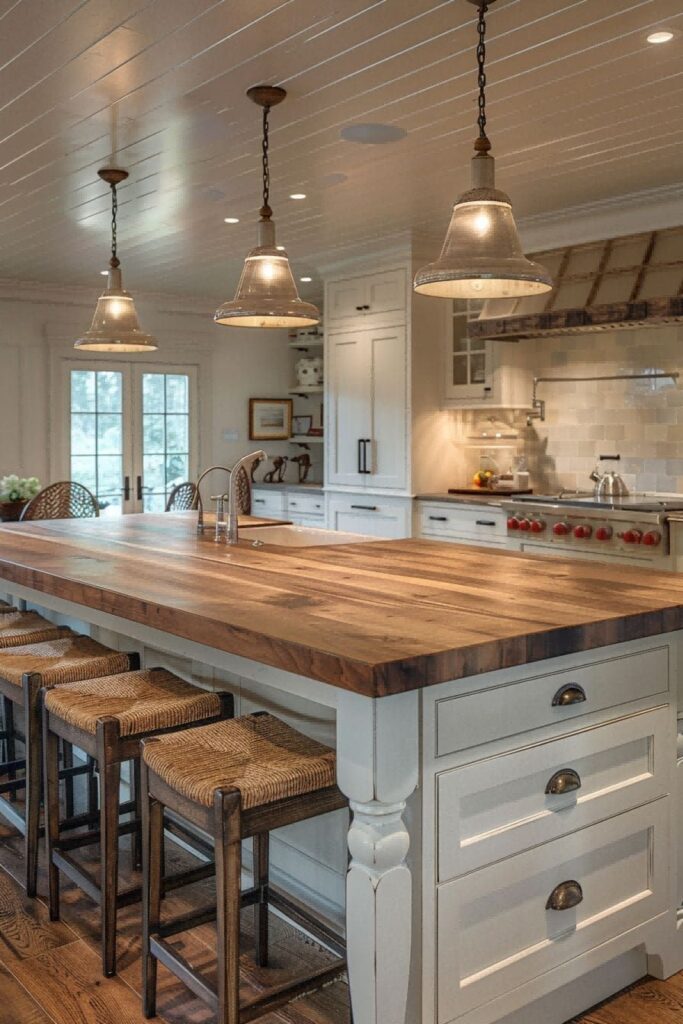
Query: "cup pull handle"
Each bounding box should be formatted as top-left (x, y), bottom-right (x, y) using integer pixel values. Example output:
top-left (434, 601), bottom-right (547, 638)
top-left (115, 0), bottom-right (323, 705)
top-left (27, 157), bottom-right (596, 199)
top-left (546, 880), bottom-right (583, 911)
top-left (545, 768), bottom-right (582, 795)
top-left (552, 683), bottom-right (587, 707)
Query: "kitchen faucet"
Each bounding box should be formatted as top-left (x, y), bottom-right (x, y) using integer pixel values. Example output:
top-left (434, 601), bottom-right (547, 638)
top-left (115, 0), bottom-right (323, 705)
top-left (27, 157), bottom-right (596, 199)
top-left (228, 451), bottom-right (266, 544)
top-left (195, 466), bottom-right (231, 534)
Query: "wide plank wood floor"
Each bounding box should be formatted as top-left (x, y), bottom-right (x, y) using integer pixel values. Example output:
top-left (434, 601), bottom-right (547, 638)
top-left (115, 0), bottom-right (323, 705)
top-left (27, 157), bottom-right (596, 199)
top-left (0, 811), bottom-right (678, 1024)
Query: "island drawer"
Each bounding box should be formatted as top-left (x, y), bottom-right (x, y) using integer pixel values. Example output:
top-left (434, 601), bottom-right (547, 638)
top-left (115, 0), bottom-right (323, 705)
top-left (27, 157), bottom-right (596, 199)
top-left (436, 643), bottom-right (670, 757)
top-left (437, 798), bottom-right (668, 1022)
top-left (437, 705), bottom-right (669, 881)
top-left (419, 503), bottom-right (506, 541)
top-left (251, 490), bottom-right (287, 519)
top-left (286, 493), bottom-right (324, 516)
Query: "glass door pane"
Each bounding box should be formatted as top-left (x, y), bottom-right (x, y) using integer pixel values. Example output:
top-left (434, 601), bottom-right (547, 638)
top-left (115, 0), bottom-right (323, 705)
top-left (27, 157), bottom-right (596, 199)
top-left (69, 369), bottom-right (125, 516)
top-left (141, 372), bottom-right (191, 511)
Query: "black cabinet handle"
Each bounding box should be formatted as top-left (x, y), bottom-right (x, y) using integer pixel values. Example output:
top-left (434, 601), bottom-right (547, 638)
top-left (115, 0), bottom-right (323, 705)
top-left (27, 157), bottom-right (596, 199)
top-left (136, 475), bottom-right (143, 501)
top-left (358, 438), bottom-right (364, 474)
top-left (552, 684), bottom-right (587, 707)
top-left (429, 515), bottom-right (448, 522)
top-left (253, 498), bottom-right (265, 504)
top-left (546, 880), bottom-right (583, 912)
top-left (123, 476), bottom-right (130, 501)
top-left (476, 519), bottom-right (497, 527)
top-left (351, 505), bottom-right (378, 511)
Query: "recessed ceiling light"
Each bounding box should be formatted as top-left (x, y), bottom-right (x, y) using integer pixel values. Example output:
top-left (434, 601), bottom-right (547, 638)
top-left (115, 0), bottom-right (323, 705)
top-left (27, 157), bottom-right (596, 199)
top-left (224, 216), bottom-right (240, 223)
top-left (300, 276), bottom-right (312, 282)
top-left (276, 245), bottom-right (285, 251)
top-left (289, 193), bottom-right (306, 200)
top-left (647, 29), bottom-right (674, 43)
top-left (100, 270), bottom-right (108, 276)
top-left (341, 123), bottom-right (407, 145)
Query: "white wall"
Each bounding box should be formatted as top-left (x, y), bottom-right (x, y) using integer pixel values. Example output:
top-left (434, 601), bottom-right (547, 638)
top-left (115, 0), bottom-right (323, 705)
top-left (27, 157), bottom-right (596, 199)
top-left (0, 280), bottom-right (293, 486)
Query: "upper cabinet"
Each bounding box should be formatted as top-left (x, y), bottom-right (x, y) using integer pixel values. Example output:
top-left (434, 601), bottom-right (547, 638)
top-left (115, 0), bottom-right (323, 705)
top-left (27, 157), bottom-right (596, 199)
top-left (444, 300), bottom-right (532, 409)
top-left (326, 267), bottom-right (406, 327)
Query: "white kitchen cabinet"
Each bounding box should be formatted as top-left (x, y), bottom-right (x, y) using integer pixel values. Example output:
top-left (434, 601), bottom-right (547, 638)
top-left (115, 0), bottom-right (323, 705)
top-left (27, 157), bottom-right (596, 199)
top-left (250, 487), bottom-right (287, 520)
top-left (326, 324), bottom-right (407, 490)
top-left (326, 267), bottom-right (406, 327)
top-left (251, 487), bottom-right (324, 526)
top-left (443, 300), bottom-right (531, 409)
top-left (418, 500), bottom-right (506, 547)
top-left (327, 493), bottom-right (412, 538)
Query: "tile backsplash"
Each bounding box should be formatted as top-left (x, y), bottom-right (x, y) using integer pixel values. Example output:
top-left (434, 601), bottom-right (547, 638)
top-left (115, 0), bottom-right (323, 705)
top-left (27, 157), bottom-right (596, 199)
top-left (460, 323), bottom-right (683, 495)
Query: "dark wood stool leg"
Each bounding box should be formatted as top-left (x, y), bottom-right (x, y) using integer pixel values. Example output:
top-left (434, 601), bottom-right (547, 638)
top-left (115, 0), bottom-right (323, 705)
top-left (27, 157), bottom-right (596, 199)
top-left (215, 790), bottom-right (241, 1024)
top-left (131, 756), bottom-right (142, 872)
top-left (97, 718), bottom-right (121, 977)
top-left (42, 704), bottom-right (61, 921)
top-left (62, 740), bottom-right (75, 820)
top-left (254, 832), bottom-right (269, 968)
top-left (141, 755), bottom-right (162, 1019)
top-left (23, 673), bottom-right (43, 898)
top-left (3, 697), bottom-right (16, 801)
top-left (87, 756), bottom-right (98, 817)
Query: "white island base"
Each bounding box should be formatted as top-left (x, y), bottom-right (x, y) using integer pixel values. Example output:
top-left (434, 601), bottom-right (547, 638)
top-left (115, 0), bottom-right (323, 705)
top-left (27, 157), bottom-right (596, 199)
top-left (6, 580), bottom-right (682, 1024)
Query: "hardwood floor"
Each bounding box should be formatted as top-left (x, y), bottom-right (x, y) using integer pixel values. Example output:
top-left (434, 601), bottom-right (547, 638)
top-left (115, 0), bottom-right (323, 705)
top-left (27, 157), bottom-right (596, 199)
top-left (0, 810), bottom-right (680, 1024)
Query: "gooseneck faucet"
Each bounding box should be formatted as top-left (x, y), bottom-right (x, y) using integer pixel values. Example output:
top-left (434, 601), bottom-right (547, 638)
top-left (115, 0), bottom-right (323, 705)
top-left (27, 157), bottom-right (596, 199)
top-left (195, 466), bottom-right (231, 534)
top-left (228, 450), bottom-right (266, 545)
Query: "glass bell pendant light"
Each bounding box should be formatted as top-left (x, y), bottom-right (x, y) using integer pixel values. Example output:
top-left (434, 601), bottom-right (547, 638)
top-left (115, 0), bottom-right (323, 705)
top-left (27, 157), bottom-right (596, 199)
top-left (214, 86), bottom-right (319, 328)
top-left (75, 168), bottom-right (158, 352)
top-left (414, 1), bottom-right (552, 300)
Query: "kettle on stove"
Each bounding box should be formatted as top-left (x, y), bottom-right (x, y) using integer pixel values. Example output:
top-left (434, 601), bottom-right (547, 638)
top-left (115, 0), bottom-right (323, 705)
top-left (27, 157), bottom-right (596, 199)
top-left (589, 455), bottom-right (628, 500)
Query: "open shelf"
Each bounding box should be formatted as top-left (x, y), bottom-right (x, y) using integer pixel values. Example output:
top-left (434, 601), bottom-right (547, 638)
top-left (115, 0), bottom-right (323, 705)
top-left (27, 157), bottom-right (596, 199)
top-left (289, 338), bottom-right (324, 350)
top-left (290, 435), bottom-right (324, 445)
top-left (289, 386), bottom-right (323, 396)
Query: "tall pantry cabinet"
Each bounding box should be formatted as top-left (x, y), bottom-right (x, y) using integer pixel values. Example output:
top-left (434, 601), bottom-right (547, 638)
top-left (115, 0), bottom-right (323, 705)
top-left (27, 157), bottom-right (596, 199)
top-left (324, 258), bottom-right (456, 537)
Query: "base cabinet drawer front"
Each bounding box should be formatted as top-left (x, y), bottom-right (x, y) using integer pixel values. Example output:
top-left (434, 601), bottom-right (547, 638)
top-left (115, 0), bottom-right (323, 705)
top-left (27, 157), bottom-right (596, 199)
top-left (328, 495), bottom-right (412, 539)
top-left (286, 493), bottom-right (324, 516)
top-left (437, 800), bottom-right (669, 1023)
top-left (251, 490), bottom-right (287, 519)
top-left (288, 513), bottom-right (325, 528)
top-left (438, 706), bottom-right (670, 881)
top-left (436, 644), bottom-right (670, 757)
top-left (419, 503), bottom-right (506, 542)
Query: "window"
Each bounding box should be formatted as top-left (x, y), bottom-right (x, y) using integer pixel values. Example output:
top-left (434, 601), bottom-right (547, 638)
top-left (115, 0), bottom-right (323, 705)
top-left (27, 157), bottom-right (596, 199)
top-left (70, 370), bottom-right (124, 516)
top-left (141, 373), bottom-right (191, 512)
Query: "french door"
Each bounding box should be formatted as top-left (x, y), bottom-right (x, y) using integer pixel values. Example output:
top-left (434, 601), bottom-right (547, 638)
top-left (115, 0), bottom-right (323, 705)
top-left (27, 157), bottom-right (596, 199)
top-left (65, 361), bottom-right (198, 515)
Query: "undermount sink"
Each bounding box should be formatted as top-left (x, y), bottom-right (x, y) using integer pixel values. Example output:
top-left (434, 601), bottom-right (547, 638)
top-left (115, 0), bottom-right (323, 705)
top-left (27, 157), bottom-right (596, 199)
top-left (240, 524), bottom-right (376, 547)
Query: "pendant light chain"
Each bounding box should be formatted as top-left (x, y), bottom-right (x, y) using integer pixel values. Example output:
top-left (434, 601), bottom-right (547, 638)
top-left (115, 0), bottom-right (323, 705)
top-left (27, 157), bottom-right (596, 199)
top-left (109, 181), bottom-right (120, 268)
top-left (261, 104), bottom-right (272, 219)
top-left (475, 2), bottom-right (491, 153)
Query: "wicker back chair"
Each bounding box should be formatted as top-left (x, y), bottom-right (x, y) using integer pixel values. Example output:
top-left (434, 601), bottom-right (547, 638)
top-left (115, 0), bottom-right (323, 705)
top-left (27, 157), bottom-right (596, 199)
top-left (165, 482), bottom-right (199, 512)
top-left (20, 481), bottom-right (99, 521)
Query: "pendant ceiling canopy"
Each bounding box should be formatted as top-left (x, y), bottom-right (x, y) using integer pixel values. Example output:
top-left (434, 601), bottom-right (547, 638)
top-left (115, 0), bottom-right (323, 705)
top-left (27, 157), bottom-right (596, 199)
top-left (75, 168), bottom-right (158, 352)
top-left (214, 86), bottom-right (320, 329)
top-left (414, 0), bottom-right (553, 300)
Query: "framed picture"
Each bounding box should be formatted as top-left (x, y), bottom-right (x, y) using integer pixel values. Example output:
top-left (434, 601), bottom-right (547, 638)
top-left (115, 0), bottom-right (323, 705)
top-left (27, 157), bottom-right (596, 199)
top-left (249, 398), bottom-right (293, 440)
top-left (292, 414), bottom-right (312, 436)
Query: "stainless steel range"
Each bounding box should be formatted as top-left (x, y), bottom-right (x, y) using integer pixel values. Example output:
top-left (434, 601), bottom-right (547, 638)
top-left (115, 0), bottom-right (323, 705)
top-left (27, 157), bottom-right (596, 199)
top-left (501, 493), bottom-right (683, 565)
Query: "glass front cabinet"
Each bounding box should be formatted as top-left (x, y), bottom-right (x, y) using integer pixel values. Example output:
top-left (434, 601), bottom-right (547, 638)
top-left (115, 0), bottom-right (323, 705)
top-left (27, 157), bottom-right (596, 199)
top-left (443, 300), bottom-right (531, 409)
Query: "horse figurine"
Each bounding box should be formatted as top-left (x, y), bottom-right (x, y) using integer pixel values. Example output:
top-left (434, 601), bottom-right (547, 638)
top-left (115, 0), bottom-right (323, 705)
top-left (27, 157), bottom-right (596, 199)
top-left (290, 452), bottom-right (312, 484)
top-left (263, 456), bottom-right (288, 484)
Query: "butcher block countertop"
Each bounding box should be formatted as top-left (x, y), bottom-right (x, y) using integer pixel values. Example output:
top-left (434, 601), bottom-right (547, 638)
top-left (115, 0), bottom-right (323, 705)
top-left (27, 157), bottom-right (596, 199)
top-left (0, 513), bottom-right (682, 697)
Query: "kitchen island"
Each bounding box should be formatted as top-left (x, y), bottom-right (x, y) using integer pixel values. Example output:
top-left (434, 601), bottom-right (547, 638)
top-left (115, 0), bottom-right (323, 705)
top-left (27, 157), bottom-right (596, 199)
top-left (0, 512), bottom-right (681, 1024)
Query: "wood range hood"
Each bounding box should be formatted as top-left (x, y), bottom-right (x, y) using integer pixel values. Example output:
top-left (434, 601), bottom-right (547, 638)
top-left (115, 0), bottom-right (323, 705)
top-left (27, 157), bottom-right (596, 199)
top-left (469, 225), bottom-right (683, 341)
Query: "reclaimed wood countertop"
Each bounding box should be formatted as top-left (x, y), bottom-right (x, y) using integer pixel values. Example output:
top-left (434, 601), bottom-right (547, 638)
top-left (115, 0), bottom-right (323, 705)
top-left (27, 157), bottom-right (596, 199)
top-left (0, 513), bottom-right (682, 697)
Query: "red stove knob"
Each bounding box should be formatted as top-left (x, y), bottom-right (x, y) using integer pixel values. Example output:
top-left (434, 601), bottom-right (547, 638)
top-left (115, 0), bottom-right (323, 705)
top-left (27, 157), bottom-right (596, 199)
top-left (507, 516), bottom-right (520, 530)
top-left (595, 526), bottom-right (613, 541)
top-left (553, 522), bottom-right (570, 536)
top-left (573, 524), bottom-right (593, 539)
top-left (622, 529), bottom-right (643, 545)
top-left (530, 519), bottom-right (546, 533)
top-left (642, 530), bottom-right (662, 547)
top-left (519, 519), bottom-right (531, 532)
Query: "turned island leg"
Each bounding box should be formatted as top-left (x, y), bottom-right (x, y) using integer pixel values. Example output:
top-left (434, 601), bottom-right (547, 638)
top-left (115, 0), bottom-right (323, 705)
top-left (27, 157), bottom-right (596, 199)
top-left (336, 690), bottom-right (419, 1024)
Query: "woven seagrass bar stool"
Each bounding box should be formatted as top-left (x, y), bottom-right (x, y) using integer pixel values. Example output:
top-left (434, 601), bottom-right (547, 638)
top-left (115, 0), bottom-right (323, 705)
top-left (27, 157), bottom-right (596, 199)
top-left (141, 712), bottom-right (348, 1024)
top-left (0, 612), bottom-right (67, 801)
top-left (0, 630), bottom-right (133, 896)
top-left (42, 668), bottom-right (233, 977)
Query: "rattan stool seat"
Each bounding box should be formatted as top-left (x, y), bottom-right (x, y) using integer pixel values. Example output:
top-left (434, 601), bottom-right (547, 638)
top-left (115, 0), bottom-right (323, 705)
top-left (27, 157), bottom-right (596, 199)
top-left (0, 601), bottom-right (17, 613)
top-left (45, 668), bottom-right (223, 737)
top-left (143, 712), bottom-right (336, 809)
top-left (0, 633), bottom-right (131, 688)
top-left (0, 611), bottom-right (65, 649)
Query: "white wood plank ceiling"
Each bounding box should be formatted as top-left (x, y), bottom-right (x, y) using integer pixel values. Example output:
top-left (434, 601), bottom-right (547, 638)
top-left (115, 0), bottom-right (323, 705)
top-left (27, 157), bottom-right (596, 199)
top-left (0, 0), bottom-right (681, 299)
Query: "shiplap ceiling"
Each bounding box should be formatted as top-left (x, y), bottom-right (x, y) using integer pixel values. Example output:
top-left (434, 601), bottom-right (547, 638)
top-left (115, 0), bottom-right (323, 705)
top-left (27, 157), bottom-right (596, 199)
top-left (1, 0), bottom-right (682, 300)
